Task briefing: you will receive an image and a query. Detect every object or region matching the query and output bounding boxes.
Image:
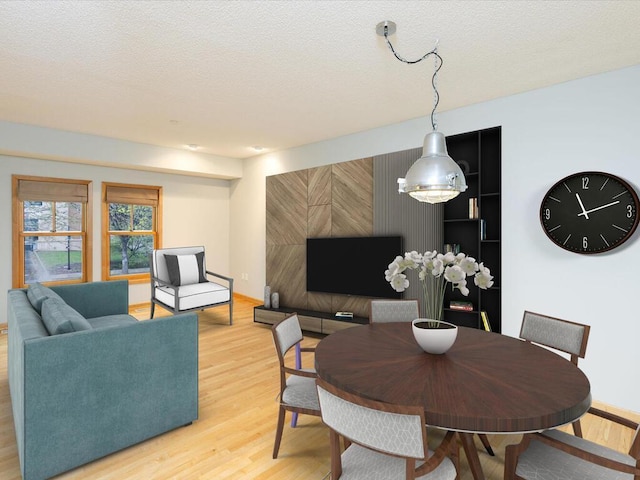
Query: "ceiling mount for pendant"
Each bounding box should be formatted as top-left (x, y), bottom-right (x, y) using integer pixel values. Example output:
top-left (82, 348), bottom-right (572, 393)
top-left (375, 20), bottom-right (396, 37)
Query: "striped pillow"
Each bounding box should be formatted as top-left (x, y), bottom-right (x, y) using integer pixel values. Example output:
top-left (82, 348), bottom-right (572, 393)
top-left (165, 252), bottom-right (207, 286)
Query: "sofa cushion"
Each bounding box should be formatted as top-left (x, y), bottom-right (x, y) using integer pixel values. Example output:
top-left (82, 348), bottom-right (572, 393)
top-left (26, 282), bottom-right (64, 314)
top-left (155, 281), bottom-right (230, 311)
top-left (87, 314), bottom-right (138, 330)
top-left (41, 297), bottom-right (92, 335)
top-left (165, 252), bottom-right (207, 286)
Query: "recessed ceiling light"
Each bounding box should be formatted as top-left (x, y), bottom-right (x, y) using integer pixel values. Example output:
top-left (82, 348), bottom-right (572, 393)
top-left (186, 144), bottom-right (199, 151)
top-left (252, 146), bottom-right (265, 152)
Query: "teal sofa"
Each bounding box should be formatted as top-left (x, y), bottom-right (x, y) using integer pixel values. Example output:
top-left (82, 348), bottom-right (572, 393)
top-left (7, 280), bottom-right (198, 480)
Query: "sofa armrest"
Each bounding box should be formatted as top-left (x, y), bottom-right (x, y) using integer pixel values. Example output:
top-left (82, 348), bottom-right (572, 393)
top-left (19, 312), bottom-right (198, 480)
top-left (50, 280), bottom-right (129, 318)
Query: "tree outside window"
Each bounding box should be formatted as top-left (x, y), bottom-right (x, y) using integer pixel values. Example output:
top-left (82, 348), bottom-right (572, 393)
top-left (103, 183), bottom-right (161, 282)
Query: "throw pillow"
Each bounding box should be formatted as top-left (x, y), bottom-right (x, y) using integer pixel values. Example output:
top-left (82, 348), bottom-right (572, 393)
top-left (41, 297), bottom-right (92, 335)
top-left (164, 252), bottom-right (207, 286)
top-left (26, 282), bottom-right (64, 314)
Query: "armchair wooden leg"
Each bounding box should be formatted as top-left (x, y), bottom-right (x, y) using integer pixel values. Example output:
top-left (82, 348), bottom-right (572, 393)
top-left (273, 406), bottom-right (286, 459)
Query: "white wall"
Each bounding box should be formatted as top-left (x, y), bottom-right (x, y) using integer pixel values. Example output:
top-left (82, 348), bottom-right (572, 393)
top-left (0, 121), bottom-right (242, 179)
top-left (1, 156), bottom-right (231, 312)
top-left (231, 64), bottom-right (640, 412)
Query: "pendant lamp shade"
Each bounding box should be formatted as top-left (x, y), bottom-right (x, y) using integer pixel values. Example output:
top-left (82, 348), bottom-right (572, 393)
top-left (398, 131), bottom-right (467, 204)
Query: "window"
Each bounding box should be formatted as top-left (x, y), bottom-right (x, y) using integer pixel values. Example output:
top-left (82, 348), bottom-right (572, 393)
top-left (12, 176), bottom-right (92, 287)
top-left (102, 183), bottom-right (162, 283)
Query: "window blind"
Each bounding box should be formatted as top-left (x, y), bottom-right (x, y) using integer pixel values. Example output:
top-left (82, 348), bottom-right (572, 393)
top-left (105, 185), bottom-right (160, 207)
top-left (18, 179), bottom-right (89, 203)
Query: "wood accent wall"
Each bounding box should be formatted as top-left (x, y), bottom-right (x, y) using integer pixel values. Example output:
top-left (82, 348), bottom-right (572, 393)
top-left (266, 158), bottom-right (374, 317)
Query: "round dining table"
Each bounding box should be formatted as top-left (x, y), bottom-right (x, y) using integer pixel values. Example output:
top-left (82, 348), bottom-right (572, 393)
top-left (314, 323), bottom-right (591, 480)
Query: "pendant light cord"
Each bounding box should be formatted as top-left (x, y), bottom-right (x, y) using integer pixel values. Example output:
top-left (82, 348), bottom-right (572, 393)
top-left (381, 25), bottom-right (442, 131)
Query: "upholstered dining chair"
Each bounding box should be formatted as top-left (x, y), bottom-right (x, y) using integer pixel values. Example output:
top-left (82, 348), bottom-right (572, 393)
top-left (504, 406), bottom-right (640, 480)
top-left (271, 313), bottom-right (320, 458)
top-left (316, 377), bottom-right (459, 480)
top-left (478, 310), bottom-right (591, 458)
top-left (520, 310), bottom-right (590, 436)
top-left (369, 299), bottom-right (420, 323)
top-left (150, 246), bottom-right (233, 324)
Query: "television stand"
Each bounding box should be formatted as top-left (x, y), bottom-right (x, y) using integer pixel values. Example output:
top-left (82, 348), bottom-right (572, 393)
top-left (253, 305), bottom-right (368, 335)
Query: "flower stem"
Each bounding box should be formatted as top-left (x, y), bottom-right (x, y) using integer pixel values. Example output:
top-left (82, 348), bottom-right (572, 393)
top-left (422, 274), bottom-right (445, 327)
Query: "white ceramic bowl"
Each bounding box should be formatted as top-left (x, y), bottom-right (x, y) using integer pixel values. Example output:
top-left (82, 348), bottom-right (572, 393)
top-left (411, 318), bottom-right (458, 354)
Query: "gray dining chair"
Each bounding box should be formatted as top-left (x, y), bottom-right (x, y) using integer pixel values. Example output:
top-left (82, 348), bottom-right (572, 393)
top-left (478, 310), bottom-right (591, 458)
top-left (504, 406), bottom-right (640, 480)
top-left (369, 299), bottom-right (420, 323)
top-left (316, 377), bottom-right (459, 480)
top-left (271, 313), bottom-right (320, 458)
top-left (520, 310), bottom-right (590, 436)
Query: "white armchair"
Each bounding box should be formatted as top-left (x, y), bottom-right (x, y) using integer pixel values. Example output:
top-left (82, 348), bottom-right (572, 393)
top-left (150, 246), bottom-right (233, 324)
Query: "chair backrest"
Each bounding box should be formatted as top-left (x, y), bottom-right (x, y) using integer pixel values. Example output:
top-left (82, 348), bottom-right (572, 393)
top-left (369, 299), bottom-right (420, 324)
top-left (520, 311), bottom-right (590, 364)
top-left (272, 313), bottom-right (303, 366)
top-left (316, 377), bottom-right (427, 460)
top-left (151, 246), bottom-right (206, 285)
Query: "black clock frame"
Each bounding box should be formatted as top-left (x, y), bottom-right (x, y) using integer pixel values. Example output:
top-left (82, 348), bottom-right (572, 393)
top-left (540, 171), bottom-right (640, 254)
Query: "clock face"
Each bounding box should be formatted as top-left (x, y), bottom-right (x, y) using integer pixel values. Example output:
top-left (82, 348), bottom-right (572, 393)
top-left (540, 172), bottom-right (640, 254)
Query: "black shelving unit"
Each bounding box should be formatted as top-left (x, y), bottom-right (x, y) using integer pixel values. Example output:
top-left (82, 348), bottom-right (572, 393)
top-left (443, 126), bottom-right (501, 332)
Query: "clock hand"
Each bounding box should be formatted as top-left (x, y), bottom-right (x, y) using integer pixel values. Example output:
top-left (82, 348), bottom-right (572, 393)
top-left (575, 193), bottom-right (589, 219)
top-left (578, 200), bottom-right (620, 217)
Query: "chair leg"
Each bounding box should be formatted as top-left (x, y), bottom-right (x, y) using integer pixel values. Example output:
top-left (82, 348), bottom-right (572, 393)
top-left (290, 342), bottom-right (302, 427)
top-left (478, 433), bottom-right (495, 456)
top-left (503, 444), bottom-right (517, 480)
top-left (273, 406), bottom-right (286, 459)
top-left (229, 300), bottom-right (233, 325)
top-left (504, 434), bottom-right (532, 480)
top-left (150, 302), bottom-right (155, 319)
top-left (572, 419), bottom-right (583, 437)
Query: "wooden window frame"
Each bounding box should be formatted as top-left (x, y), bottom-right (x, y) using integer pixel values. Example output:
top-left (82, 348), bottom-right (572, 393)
top-left (102, 182), bottom-right (162, 284)
top-left (12, 175), bottom-right (93, 288)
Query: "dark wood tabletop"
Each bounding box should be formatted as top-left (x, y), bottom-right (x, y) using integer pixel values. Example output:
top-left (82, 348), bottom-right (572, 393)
top-left (315, 323), bottom-right (592, 434)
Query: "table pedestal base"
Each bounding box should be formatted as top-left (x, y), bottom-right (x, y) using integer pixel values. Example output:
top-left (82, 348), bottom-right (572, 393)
top-left (459, 432), bottom-right (486, 480)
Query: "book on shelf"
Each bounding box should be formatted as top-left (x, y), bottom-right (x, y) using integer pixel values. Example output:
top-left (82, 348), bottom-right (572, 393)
top-left (480, 219), bottom-right (487, 240)
top-left (449, 300), bottom-right (473, 311)
top-left (480, 310), bottom-right (492, 332)
top-left (468, 197), bottom-right (478, 219)
top-left (444, 243), bottom-right (461, 254)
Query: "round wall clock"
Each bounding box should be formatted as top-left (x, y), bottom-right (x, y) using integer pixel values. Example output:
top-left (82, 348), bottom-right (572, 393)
top-left (540, 171), bottom-right (640, 254)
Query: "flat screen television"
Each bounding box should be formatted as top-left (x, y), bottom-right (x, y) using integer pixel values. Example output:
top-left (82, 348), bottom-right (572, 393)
top-left (306, 236), bottom-right (403, 298)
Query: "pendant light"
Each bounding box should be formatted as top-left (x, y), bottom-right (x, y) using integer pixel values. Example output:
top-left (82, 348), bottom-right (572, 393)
top-left (376, 21), bottom-right (467, 204)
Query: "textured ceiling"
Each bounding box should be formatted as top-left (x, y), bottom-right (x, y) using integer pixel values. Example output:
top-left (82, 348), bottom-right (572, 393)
top-left (1, 1), bottom-right (639, 159)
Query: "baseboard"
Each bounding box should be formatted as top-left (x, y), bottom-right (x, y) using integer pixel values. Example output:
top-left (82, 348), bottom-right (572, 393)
top-left (591, 399), bottom-right (640, 419)
top-left (233, 292), bottom-right (262, 305)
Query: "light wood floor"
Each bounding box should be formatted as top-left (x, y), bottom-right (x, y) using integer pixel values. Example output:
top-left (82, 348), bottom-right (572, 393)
top-left (1, 296), bottom-right (638, 479)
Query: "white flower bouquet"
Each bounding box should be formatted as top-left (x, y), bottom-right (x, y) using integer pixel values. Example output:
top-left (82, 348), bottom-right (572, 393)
top-left (385, 250), bottom-right (494, 325)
